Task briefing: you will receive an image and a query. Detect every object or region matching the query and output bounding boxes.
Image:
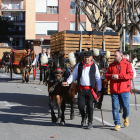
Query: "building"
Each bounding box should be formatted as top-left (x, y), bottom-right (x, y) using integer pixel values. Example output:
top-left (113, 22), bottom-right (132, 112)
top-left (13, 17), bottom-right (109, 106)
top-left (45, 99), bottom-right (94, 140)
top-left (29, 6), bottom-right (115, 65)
top-left (26, 0), bottom-right (88, 54)
top-left (0, 0), bottom-right (28, 48)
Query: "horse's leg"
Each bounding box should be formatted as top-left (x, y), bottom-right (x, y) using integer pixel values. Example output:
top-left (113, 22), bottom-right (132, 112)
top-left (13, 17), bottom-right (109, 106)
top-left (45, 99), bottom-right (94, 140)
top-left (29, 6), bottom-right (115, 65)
top-left (55, 95), bottom-right (62, 122)
top-left (60, 96), bottom-right (66, 125)
top-left (22, 69), bottom-right (25, 83)
top-left (70, 89), bottom-right (75, 120)
top-left (49, 95), bottom-right (57, 123)
top-left (26, 71), bottom-right (29, 83)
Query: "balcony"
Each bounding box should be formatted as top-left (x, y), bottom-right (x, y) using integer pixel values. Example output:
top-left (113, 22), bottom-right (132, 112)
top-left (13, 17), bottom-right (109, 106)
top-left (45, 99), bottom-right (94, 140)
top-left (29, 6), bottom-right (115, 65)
top-left (2, 16), bottom-right (25, 22)
top-left (47, 8), bottom-right (58, 14)
top-left (125, 35), bottom-right (140, 45)
top-left (1, 4), bottom-right (25, 10)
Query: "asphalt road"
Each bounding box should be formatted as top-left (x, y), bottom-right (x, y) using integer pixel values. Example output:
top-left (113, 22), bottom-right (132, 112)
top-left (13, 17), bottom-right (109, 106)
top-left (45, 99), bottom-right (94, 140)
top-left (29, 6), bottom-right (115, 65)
top-left (0, 69), bottom-right (140, 140)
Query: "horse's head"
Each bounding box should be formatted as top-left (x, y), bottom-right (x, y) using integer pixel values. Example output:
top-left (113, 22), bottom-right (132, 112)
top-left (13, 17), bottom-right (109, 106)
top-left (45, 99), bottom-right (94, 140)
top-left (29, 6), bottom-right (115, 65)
top-left (23, 54), bottom-right (32, 68)
top-left (52, 54), bottom-right (65, 81)
top-left (4, 52), bottom-right (11, 62)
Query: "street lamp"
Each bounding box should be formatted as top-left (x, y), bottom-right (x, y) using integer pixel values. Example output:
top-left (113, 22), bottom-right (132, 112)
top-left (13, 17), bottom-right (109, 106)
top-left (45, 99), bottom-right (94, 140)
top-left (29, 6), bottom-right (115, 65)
top-left (10, 37), bottom-right (13, 48)
top-left (28, 40), bottom-right (30, 49)
top-left (40, 38), bottom-right (44, 53)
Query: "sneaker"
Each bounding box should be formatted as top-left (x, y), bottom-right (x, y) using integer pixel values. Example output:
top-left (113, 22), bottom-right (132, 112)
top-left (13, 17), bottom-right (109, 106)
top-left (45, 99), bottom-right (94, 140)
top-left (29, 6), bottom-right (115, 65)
top-left (39, 81), bottom-right (42, 84)
top-left (114, 125), bottom-right (121, 131)
top-left (87, 123), bottom-right (93, 130)
top-left (124, 118), bottom-right (129, 127)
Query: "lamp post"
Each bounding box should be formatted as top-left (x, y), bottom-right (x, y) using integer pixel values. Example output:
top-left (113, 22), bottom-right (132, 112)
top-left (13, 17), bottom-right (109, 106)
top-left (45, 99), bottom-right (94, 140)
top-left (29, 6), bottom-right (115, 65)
top-left (9, 37), bottom-right (13, 80)
top-left (40, 38), bottom-right (44, 53)
top-left (28, 40), bottom-right (30, 49)
top-left (10, 37), bottom-right (13, 48)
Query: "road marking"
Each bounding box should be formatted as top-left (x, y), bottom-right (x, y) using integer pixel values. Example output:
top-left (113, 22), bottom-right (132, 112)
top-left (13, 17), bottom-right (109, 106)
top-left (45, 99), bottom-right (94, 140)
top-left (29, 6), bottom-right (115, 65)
top-left (35, 88), bottom-right (42, 92)
top-left (93, 117), bottom-right (114, 127)
top-left (129, 104), bottom-right (140, 106)
top-left (0, 74), bottom-right (9, 77)
top-left (0, 101), bottom-right (15, 107)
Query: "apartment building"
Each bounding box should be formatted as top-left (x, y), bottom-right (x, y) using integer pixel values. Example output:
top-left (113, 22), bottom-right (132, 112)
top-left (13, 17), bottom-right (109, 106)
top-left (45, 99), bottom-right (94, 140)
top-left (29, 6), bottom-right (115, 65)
top-left (26, 0), bottom-right (89, 54)
top-left (0, 0), bottom-right (28, 48)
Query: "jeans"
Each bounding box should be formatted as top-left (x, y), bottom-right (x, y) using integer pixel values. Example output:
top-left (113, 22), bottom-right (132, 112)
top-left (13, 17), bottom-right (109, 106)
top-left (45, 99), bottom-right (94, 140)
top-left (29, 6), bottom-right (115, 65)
top-left (78, 89), bottom-right (94, 124)
top-left (111, 92), bottom-right (129, 125)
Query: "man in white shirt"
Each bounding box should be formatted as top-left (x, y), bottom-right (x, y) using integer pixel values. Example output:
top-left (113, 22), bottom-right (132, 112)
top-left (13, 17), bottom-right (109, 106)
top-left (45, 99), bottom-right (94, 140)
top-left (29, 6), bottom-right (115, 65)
top-left (32, 49), bottom-right (48, 84)
top-left (62, 51), bottom-right (102, 129)
top-left (46, 48), bottom-right (50, 58)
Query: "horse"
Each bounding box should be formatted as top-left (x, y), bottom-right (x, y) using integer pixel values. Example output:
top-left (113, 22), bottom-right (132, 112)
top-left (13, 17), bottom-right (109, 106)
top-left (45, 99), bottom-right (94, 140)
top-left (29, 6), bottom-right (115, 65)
top-left (19, 53), bottom-right (32, 83)
top-left (2, 52), bottom-right (11, 73)
top-left (47, 54), bottom-right (78, 125)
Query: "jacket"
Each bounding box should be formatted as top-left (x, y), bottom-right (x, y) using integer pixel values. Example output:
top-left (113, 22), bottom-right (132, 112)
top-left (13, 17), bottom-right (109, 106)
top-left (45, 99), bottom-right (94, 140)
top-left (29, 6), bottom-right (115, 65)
top-left (105, 58), bottom-right (133, 94)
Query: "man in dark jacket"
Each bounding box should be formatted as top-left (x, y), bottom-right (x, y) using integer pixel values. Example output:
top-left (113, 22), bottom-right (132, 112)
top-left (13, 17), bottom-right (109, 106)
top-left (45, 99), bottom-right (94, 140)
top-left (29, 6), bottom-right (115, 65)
top-left (105, 50), bottom-right (133, 131)
top-left (62, 51), bottom-right (102, 129)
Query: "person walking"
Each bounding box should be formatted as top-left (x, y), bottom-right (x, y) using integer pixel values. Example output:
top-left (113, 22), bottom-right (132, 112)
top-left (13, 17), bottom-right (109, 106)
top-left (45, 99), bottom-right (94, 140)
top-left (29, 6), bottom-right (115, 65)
top-left (105, 50), bottom-right (133, 131)
top-left (32, 48), bottom-right (48, 84)
top-left (62, 51), bottom-right (102, 129)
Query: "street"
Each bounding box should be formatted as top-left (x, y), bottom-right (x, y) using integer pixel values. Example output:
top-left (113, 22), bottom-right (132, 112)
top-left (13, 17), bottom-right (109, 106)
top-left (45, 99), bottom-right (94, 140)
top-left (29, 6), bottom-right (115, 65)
top-left (0, 69), bottom-right (140, 140)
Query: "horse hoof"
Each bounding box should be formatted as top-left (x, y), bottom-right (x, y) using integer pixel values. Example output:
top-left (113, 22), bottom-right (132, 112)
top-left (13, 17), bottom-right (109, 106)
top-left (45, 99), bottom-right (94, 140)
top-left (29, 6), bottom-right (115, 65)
top-left (70, 115), bottom-right (75, 120)
top-left (60, 121), bottom-right (65, 125)
top-left (57, 117), bottom-right (61, 122)
top-left (52, 117), bottom-right (57, 123)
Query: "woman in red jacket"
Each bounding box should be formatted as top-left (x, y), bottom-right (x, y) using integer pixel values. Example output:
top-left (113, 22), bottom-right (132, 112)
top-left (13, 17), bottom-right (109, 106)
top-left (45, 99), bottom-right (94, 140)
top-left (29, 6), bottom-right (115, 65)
top-left (105, 50), bottom-right (133, 131)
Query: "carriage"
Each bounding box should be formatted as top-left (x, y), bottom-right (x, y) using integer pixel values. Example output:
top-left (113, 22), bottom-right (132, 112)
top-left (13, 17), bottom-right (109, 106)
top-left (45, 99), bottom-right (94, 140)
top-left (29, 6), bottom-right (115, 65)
top-left (50, 30), bottom-right (120, 95)
top-left (0, 44), bottom-right (12, 70)
top-left (10, 49), bottom-right (36, 81)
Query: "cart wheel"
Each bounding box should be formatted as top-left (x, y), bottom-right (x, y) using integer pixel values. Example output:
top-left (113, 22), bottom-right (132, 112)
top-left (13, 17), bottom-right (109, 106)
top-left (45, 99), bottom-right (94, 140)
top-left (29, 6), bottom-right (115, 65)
top-left (10, 53), bottom-right (13, 80)
top-left (33, 64), bottom-right (36, 80)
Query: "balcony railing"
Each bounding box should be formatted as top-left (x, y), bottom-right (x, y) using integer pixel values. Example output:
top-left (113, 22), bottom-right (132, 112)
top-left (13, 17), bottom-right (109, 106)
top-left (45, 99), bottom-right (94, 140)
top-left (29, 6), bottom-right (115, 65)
top-left (125, 35), bottom-right (140, 44)
top-left (47, 8), bottom-right (58, 14)
top-left (2, 16), bottom-right (24, 22)
top-left (1, 4), bottom-right (24, 10)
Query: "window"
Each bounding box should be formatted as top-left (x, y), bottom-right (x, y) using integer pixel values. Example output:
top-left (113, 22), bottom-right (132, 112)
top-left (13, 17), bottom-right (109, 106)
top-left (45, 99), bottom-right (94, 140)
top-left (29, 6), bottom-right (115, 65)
top-left (47, 30), bottom-right (58, 35)
top-left (70, 22), bottom-right (86, 31)
top-left (36, 0), bottom-right (46, 13)
top-left (36, 22), bottom-right (58, 36)
top-left (70, 1), bottom-right (75, 14)
top-left (47, 0), bottom-right (58, 14)
top-left (70, 1), bottom-right (84, 15)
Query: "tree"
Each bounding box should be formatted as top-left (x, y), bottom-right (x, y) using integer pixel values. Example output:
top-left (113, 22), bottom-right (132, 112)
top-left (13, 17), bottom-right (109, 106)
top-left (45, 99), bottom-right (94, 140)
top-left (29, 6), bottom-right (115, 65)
top-left (75, 0), bottom-right (140, 61)
top-left (0, 16), bottom-right (14, 43)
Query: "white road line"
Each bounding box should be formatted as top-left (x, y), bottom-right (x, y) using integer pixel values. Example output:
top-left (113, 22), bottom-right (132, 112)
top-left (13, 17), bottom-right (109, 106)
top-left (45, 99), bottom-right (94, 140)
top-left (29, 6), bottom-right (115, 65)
top-left (93, 117), bottom-right (114, 127)
top-left (0, 101), bottom-right (15, 107)
top-left (0, 74), bottom-right (9, 77)
top-left (129, 104), bottom-right (140, 106)
top-left (35, 88), bottom-right (42, 92)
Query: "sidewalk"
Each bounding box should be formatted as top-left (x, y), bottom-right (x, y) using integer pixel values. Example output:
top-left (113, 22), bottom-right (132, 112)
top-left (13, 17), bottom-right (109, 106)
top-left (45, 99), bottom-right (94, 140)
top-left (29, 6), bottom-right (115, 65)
top-left (132, 69), bottom-right (140, 93)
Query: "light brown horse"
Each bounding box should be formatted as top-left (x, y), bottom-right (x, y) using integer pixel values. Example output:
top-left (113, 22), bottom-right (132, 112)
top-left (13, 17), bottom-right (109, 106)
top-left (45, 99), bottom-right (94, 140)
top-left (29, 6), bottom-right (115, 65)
top-left (48, 54), bottom-right (78, 125)
top-left (19, 53), bottom-right (32, 83)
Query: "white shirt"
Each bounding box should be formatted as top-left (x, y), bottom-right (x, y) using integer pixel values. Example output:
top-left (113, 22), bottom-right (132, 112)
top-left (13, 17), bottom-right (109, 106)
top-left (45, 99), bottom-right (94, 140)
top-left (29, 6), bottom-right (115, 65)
top-left (32, 53), bottom-right (47, 65)
top-left (67, 63), bottom-right (102, 91)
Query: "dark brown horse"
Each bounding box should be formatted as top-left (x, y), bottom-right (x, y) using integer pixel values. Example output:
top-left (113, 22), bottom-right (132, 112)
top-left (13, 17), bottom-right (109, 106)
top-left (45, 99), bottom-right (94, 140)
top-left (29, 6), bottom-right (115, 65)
top-left (48, 54), bottom-right (78, 125)
top-left (2, 52), bottom-right (11, 73)
top-left (19, 53), bottom-right (32, 83)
